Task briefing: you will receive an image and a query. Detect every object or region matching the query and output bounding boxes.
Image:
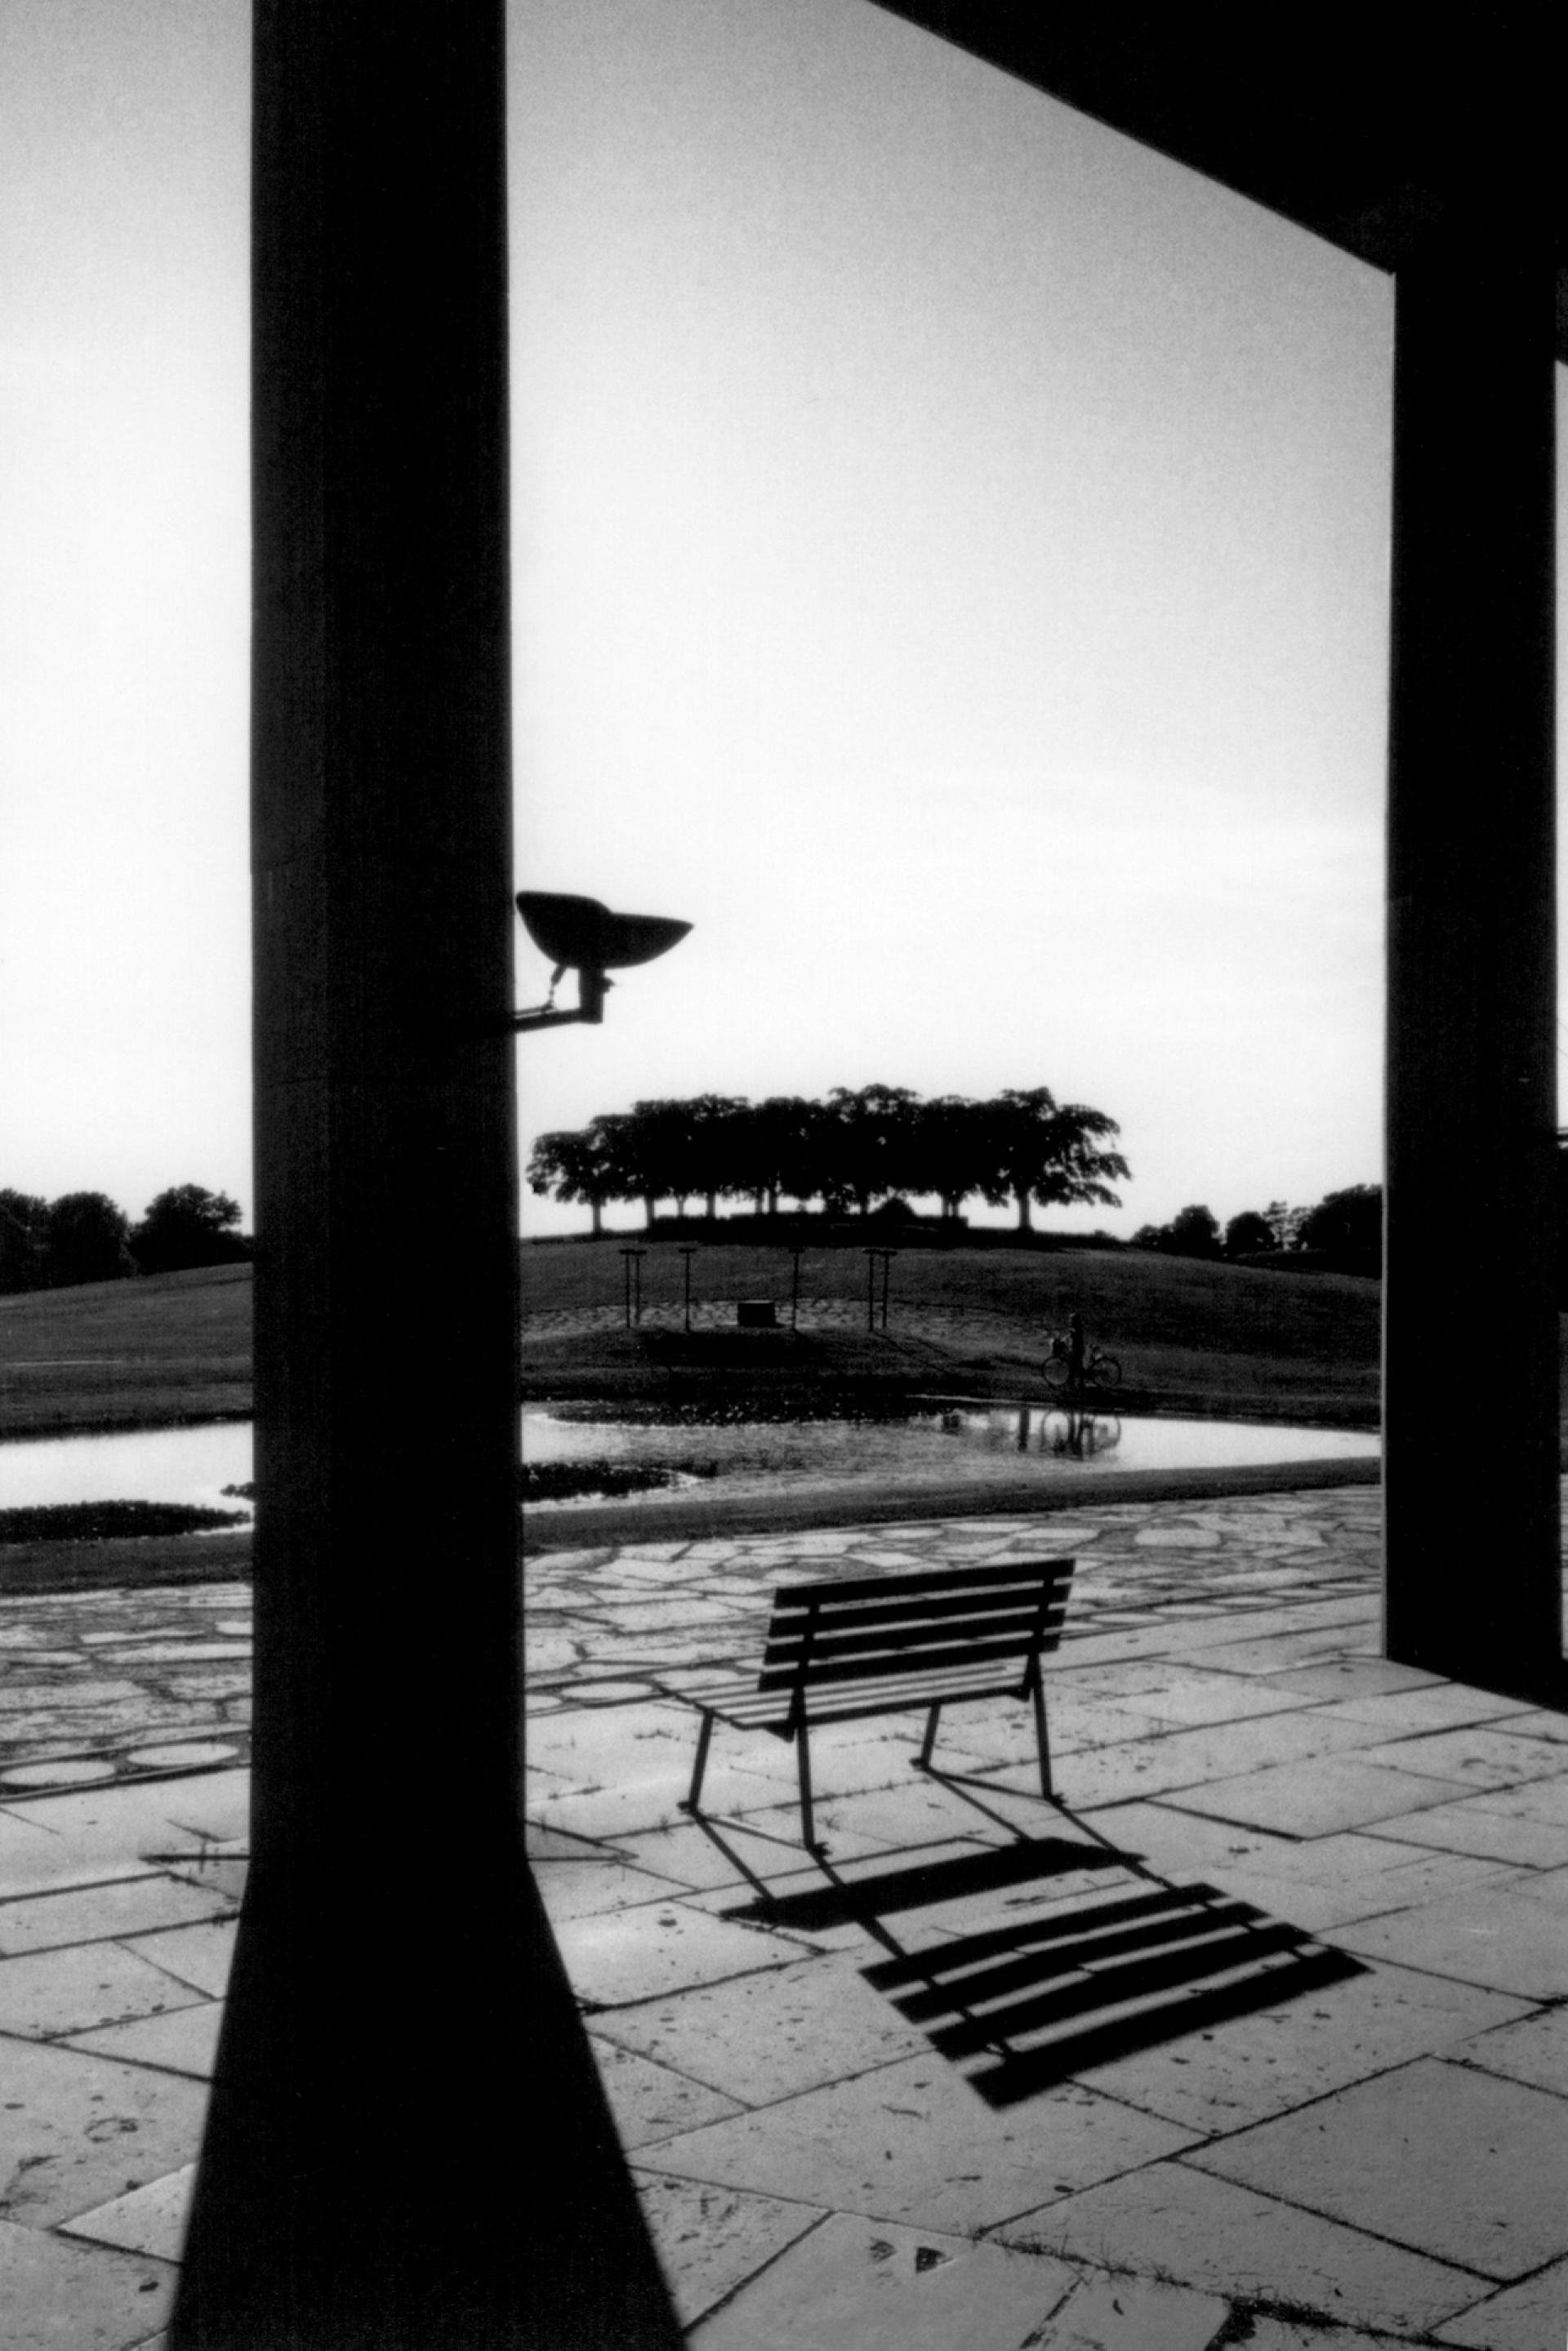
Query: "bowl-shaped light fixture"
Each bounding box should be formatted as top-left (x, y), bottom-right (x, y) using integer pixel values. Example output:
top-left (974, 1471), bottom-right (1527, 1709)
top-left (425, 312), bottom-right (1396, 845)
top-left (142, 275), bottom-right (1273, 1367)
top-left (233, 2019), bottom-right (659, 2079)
top-left (516, 892), bottom-right (692, 973)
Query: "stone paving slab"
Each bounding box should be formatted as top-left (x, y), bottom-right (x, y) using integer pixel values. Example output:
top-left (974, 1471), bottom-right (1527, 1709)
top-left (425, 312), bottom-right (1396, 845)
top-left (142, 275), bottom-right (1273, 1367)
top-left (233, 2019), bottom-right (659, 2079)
top-left (681, 2211), bottom-right (1086, 2351)
top-left (1342, 1722), bottom-right (1568, 1791)
top-left (589, 1954), bottom-right (933, 2108)
top-left (1292, 1681), bottom-right (1535, 1732)
top-left (65, 2001), bottom-right (223, 2082)
top-left (590, 2035), bottom-right (747, 2148)
top-left (1242, 2325), bottom-right (1434, 2351)
top-left (632, 2173), bottom-right (825, 2331)
top-left (611, 1814), bottom-right (894, 1892)
top-left (992, 2159), bottom-right (1493, 2335)
top-left (554, 1898), bottom-right (819, 2010)
top-left (1433, 2253), bottom-right (1568, 2349)
top-left (57, 2164), bottom-right (193, 2263)
top-left (1328, 1877), bottom-right (1568, 1999)
top-left (0, 1774), bottom-right (249, 1899)
top-left (535, 1852), bottom-right (695, 1922)
top-left (0, 2037), bottom-right (208, 2230)
top-left (1361, 1791), bottom-right (1568, 1868)
top-left (644, 2049), bottom-right (1200, 2237)
top-left (121, 1920), bottom-right (236, 2002)
top-left (1051, 1953), bottom-right (1530, 2135)
top-left (0, 2213), bottom-right (177, 2350)
top-left (1160, 1755), bottom-right (1479, 1838)
top-left (1186, 2054), bottom-right (1568, 2281)
top-left (0, 1942), bottom-right (209, 2041)
top-left (1449, 2001), bottom-right (1568, 2097)
top-left (0, 1873), bottom-right (236, 1958)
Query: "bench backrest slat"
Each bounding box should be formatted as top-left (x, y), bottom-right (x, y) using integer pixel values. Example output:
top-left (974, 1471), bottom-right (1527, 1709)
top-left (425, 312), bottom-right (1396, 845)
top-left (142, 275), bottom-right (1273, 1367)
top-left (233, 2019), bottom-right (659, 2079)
top-left (756, 1558), bottom-right (1074, 1698)
top-left (764, 1583), bottom-right (1061, 1645)
top-left (762, 1605), bottom-right (1063, 1677)
top-left (760, 1632), bottom-right (1049, 1693)
top-left (761, 1589), bottom-right (1067, 1664)
top-left (769, 1558), bottom-right (1072, 1610)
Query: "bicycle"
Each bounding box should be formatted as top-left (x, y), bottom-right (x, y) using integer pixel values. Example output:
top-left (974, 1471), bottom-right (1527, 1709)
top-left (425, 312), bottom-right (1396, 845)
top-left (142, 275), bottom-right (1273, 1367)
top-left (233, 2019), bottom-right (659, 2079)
top-left (1042, 1334), bottom-right (1121, 1390)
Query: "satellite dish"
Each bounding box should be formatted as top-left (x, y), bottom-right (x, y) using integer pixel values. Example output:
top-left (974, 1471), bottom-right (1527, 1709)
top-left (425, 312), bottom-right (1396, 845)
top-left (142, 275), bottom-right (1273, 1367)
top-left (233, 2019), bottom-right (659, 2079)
top-left (515, 892), bottom-right (692, 973)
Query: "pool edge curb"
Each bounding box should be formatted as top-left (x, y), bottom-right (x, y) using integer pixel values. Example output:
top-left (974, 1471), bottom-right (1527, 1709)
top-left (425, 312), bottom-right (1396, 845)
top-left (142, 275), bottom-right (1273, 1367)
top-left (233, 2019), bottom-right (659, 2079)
top-left (520, 1454), bottom-right (1383, 1552)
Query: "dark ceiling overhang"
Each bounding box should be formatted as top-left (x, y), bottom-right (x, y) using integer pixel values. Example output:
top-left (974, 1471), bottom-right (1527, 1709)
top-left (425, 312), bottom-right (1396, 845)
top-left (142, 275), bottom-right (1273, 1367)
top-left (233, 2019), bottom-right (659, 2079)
top-left (869, 5), bottom-right (1568, 352)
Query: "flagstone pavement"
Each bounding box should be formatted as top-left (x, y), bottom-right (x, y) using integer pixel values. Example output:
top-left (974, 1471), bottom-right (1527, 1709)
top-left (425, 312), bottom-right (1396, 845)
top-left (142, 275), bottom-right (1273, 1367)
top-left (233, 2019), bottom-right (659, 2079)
top-left (7, 1478), bottom-right (1568, 2346)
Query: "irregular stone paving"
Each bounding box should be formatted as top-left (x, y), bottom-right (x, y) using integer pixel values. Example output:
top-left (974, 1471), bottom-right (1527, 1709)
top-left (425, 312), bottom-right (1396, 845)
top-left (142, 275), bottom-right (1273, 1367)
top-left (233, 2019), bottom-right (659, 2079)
top-left (8, 1484), bottom-right (1568, 2345)
top-left (0, 1583), bottom-right (252, 1795)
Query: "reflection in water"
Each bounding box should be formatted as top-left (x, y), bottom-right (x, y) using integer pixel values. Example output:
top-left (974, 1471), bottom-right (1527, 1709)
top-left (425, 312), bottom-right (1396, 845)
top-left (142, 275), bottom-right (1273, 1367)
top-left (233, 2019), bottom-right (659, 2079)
top-left (1005, 1403), bottom-right (1122, 1457)
top-left (1037, 1405), bottom-right (1120, 1461)
top-left (526, 1396), bottom-right (1376, 1504)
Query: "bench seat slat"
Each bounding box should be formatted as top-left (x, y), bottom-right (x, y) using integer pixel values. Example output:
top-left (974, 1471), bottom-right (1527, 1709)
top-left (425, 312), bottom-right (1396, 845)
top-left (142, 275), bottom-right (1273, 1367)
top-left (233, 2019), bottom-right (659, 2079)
top-left (688, 1661), bottom-right (1036, 1730)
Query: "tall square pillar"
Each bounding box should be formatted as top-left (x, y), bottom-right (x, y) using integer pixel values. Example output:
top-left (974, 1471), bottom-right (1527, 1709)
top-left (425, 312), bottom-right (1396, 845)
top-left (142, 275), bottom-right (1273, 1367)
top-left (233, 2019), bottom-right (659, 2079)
top-left (169, 5), bottom-right (682, 2342)
top-left (1383, 215), bottom-right (1560, 1699)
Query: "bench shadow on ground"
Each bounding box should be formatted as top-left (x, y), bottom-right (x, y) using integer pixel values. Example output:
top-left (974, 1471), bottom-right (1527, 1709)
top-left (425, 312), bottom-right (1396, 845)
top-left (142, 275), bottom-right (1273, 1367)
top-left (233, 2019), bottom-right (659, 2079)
top-left (697, 1774), bottom-right (1368, 2112)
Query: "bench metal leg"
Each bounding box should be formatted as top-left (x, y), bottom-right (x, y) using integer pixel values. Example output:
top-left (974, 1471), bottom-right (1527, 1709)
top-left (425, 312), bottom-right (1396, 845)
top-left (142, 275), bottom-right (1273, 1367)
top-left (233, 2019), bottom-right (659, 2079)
top-left (795, 1725), bottom-right (817, 1850)
top-left (917, 1701), bottom-right (942, 1770)
top-left (1031, 1678), bottom-right (1054, 1801)
top-left (683, 1709), bottom-right (716, 1815)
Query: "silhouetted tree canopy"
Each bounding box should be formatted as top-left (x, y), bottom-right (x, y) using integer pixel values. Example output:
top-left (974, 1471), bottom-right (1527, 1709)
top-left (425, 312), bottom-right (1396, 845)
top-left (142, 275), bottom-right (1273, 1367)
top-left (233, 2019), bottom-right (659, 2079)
top-left (1143, 1186), bottom-right (1382, 1274)
top-left (0, 1191), bottom-right (48, 1293)
top-left (1296, 1183), bottom-right (1382, 1261)
top-left (1224, 1209), bottom-right (1275, 1257)
top-left (1131, 1203), bottom-right (1223, 1258)
top-left (44, 1192), bottom-right (133, 1287)
top-left (131, 1185), bottom-right (250, 1275)
top-left (527, 1086), bottom-right (1129, 1232)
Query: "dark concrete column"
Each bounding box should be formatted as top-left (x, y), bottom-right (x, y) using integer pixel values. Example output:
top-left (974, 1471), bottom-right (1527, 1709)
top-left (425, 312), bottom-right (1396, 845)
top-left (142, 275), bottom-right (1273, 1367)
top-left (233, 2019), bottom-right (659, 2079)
top-left (1383, 214), bottom-right (1560, 1699)
top-left (169, 7), bottom-right (682, 2344)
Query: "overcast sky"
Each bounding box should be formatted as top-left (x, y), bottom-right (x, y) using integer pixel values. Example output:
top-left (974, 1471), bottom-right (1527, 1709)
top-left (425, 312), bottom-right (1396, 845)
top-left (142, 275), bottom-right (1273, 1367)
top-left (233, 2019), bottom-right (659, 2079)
top-left (3, 1), bottom-right (1563, 1242)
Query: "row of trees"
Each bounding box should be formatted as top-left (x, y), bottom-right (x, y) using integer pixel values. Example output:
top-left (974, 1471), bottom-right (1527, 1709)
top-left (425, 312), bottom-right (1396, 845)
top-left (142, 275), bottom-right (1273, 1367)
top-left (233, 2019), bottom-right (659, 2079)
top-left (528, 1085), bottom-right (1129, 1236)
top-left (1132, 1184), bottom-right (1382, 1267)
top-left (0, 1184), bottom-right (250, 1294)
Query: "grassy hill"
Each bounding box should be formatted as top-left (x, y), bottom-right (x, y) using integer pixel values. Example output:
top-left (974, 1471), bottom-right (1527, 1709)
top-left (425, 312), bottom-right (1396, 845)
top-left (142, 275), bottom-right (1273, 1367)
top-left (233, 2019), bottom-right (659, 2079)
top-left (0, 1262), bottom-right (252, 1436)
top-left (1, 1231), bottom-right (1525, 1440)
top-left (522, 1236), bottom-right (1383, 1427)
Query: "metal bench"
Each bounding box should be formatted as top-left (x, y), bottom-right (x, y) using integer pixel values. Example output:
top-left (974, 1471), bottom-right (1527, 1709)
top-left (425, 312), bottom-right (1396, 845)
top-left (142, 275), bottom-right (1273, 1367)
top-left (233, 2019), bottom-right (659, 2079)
top-left (666, 1556), bottom-right (1076, 1850)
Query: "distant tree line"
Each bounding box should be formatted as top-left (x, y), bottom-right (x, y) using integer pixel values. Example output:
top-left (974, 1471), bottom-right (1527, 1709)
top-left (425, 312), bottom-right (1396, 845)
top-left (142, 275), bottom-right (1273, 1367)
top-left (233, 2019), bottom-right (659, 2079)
top-left (1131, 1184), bottom-right (1382, 1272)
top-left (0, 1184), bottom-right (251, 1294)
top-left (528, 1084), bottom-right (1129, 1236)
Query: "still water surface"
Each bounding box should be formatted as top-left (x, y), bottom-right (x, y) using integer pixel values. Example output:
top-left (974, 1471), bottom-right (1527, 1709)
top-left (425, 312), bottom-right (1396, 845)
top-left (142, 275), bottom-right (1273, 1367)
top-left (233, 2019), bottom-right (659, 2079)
top-left (0, 1422), bottom-right (253, 1511)
top-left (0, 1405), bottom-right (1378, 1513)
top-left (523, 1399), bottom-right (1377, 1504)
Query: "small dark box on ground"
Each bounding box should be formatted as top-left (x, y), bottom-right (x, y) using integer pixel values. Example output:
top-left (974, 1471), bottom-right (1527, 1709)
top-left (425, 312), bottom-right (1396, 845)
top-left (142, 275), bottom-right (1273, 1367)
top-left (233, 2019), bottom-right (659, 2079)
top-left (737, 1299), bottom-right (777, 1328)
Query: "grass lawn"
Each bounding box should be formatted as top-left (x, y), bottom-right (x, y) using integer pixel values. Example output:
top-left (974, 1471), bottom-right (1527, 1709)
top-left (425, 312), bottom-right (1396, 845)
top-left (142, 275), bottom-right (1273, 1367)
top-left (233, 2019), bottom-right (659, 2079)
top-left (0, 1260), bottom-right (252, 1436)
